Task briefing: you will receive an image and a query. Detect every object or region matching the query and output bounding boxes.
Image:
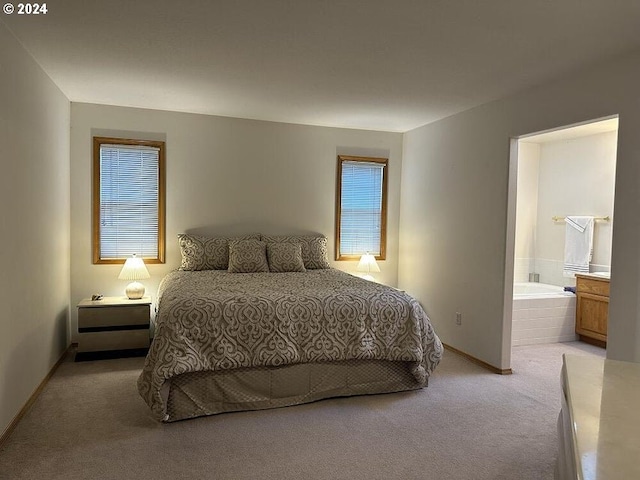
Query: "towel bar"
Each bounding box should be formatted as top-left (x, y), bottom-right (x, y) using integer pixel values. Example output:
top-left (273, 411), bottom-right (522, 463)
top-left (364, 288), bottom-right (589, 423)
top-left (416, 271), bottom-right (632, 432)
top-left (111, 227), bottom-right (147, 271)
top-left (552, 216), bottom-right (610, 222)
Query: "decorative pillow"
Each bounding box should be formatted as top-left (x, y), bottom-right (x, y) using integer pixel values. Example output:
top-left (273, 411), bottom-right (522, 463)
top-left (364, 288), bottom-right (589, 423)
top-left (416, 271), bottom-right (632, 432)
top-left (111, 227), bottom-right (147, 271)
top-left (267, 242), bottom-right (306, 273)
top-left (304, 236), bottom-right (331, 269)
top-left (262, 234), bottom-right (330, 269)
top-left (178, 233), bottom-right (260, 270)
top-left (228, 239), bottom-right (269, 273)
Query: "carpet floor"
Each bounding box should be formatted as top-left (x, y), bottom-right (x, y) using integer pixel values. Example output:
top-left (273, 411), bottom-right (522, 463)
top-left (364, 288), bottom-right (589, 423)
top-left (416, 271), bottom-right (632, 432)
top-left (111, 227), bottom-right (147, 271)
top-left (0, 341), bottom-right (604, 480)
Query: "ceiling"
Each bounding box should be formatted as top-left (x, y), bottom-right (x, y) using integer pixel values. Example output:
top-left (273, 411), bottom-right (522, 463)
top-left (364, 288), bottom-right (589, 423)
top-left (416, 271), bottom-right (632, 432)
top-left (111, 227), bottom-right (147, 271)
top-left (521, 117), bottom-right (619, 144)
top-left (3, 1), bottom-right (640, 132)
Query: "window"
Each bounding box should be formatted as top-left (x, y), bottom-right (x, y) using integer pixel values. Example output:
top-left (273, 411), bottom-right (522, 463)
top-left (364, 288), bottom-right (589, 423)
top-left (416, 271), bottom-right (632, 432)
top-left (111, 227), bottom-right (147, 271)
top-left (335, 155), bottom-right (388, 260)
top-left (92, 137), bottom-right (165, 264)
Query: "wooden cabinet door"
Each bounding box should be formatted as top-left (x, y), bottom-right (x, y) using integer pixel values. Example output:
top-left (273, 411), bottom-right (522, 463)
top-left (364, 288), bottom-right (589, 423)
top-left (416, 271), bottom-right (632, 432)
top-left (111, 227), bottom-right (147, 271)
top-left (576, 292), bottom-right (609, 342)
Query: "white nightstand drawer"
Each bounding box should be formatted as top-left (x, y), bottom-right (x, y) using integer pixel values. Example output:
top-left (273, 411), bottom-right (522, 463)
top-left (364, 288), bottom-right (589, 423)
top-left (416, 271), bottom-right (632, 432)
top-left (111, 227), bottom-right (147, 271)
top-left (79, 305), bottom-right (150, 329)
top-left (78, 329), bottom-right (150, 353)
top-left (76, 296), bottom-right (152, 357)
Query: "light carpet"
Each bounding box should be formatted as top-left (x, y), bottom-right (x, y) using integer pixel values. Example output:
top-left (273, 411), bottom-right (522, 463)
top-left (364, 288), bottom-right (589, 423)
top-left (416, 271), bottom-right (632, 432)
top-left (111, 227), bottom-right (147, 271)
top-left (0, 342), bottom-right (604, 480)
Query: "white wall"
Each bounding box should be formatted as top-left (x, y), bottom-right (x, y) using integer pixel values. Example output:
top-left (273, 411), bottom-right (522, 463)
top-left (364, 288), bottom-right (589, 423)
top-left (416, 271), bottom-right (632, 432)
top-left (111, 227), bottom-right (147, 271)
top-left (534, 131), bottom-right (617, 285)
top-left (70, 103), bottom-right (403, 340)
top-left (514, 142), bottom-right (540, 282)
top-left (0, 24), bottom-right (70, 436)
top-left (514, 132), bottom-right (617, 286)
top-left (399, 50), bottom-right (640, 369)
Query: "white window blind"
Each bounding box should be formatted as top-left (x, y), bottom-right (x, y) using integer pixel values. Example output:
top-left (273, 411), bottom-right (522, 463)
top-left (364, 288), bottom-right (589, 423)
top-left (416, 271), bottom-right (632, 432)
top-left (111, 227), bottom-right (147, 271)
top-left (98, 143), bottom-right (160, 260)
top-left (339, 160), bottom-right (385, 256)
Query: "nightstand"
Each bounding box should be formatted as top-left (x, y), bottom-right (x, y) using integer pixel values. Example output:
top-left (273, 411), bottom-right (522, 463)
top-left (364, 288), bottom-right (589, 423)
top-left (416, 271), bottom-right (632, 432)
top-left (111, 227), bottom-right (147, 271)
top-left (76, 296), bottom-right (151, 360)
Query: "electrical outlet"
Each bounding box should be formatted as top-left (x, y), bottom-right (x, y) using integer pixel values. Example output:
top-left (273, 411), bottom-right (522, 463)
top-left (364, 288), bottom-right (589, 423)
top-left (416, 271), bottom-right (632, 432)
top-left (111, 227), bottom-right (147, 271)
top-left (456, 312), bottom-right (462, 325)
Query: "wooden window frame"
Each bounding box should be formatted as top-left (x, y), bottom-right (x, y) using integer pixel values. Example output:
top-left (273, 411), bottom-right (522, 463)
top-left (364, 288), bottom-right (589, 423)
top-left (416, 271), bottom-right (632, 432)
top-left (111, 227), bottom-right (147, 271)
top-left (92, 136), bottom-right (166, 265)
top-left (335, 155), bottom-right (388, 261)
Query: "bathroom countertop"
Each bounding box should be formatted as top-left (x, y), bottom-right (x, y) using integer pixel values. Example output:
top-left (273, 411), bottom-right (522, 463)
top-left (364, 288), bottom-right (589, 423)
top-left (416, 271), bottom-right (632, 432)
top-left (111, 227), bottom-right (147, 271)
top-left (575, 272), bottom-right (610, 280)
top-left (562, 354), bottom-right (640, 480)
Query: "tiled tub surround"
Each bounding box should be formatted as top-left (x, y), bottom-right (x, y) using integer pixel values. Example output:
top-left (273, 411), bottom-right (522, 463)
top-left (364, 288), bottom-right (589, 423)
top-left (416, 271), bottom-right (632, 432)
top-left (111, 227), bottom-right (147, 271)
top-left (512, 282), bottom-right (577, 346)
top-left (514, 257), bottom-right (610, 287)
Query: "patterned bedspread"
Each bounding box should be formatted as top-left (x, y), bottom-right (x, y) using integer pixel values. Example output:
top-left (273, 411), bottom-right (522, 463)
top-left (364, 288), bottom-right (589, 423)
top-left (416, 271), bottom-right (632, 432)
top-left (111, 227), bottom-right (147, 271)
top-left (138, 269), bottom-right (442, 420)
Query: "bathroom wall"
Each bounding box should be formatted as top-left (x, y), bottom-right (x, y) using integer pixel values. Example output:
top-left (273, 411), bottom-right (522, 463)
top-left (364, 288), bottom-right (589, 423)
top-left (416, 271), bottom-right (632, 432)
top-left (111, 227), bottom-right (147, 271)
top-left (514, 142), bottom-right (540, 282)
top-left (516, 130), bottom-right (617, 287)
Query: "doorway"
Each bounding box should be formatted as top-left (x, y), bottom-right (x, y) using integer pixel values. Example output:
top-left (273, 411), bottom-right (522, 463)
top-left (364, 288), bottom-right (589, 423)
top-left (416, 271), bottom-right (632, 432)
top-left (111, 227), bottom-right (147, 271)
top-left (503, 116), bottom-right (618, 364)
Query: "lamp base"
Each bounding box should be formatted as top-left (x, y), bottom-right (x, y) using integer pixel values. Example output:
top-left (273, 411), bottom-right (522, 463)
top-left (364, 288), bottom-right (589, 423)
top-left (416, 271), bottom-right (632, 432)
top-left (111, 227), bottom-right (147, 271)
top-left (125, 281), bottom-right (145, 300)
top-left (361, 274), bottom-right (375, 282)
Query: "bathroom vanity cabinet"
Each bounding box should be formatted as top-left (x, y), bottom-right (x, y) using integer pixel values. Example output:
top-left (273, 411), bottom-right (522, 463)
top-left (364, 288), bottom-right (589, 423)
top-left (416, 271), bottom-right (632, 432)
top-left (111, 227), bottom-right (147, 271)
top-left (575, 274), bottom-right (609, 347)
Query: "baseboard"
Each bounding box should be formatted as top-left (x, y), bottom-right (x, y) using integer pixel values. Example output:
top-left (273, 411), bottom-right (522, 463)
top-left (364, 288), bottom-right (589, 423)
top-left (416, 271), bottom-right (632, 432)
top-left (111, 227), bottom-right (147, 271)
top-left (443, 343), bottom-right (513, 375)
top-left (0, 343), bottom-right (74, 449)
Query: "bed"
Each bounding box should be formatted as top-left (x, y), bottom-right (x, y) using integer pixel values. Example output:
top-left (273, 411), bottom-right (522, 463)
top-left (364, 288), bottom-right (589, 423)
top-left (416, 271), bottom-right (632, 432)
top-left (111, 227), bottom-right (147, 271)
top-left (137, 234), bottom-right (443, 422)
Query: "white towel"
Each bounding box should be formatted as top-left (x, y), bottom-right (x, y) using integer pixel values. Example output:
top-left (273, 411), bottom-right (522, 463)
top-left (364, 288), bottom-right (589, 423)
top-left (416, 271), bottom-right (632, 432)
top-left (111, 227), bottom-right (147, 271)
top-left (563, 216), bottom-right (594, 277)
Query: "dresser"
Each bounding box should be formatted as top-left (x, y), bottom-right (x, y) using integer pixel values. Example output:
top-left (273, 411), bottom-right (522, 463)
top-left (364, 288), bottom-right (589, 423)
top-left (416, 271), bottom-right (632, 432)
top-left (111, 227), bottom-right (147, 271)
top-left (575, 274), bottom-right (609, 346)
top-left (556, 354), bottom-right (640, 480)
top-left (77, 296), bottom-right (151, 358)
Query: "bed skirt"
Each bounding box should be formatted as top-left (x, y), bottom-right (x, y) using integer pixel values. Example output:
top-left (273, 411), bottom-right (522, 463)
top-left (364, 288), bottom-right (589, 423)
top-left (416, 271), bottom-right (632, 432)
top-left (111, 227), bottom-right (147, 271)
top-left (161, 359), bottom-right (425, 422)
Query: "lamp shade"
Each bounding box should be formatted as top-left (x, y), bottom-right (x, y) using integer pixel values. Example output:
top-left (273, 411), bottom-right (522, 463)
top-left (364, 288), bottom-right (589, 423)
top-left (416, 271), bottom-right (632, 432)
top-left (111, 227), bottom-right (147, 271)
top-left (357, 254), bottom-right (381, 274)
top-left (118, 254), bottom-right (150, 300)
top-left (118, 254), bottom-right (150, 280)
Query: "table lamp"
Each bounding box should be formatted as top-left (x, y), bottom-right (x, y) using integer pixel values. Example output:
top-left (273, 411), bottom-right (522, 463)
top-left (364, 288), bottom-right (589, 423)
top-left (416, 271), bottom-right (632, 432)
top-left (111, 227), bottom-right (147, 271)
top-left (357, 253), bottom-right (380, 281)
top-left (118, 254), bottom-right (150, 299)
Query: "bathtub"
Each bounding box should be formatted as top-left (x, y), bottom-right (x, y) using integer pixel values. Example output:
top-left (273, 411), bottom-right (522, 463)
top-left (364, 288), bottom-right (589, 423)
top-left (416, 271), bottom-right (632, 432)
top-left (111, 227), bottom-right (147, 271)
top-left (512, 282), bottom-right (577, 346)
top-left (513, 282), bottom-right (574, 297)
